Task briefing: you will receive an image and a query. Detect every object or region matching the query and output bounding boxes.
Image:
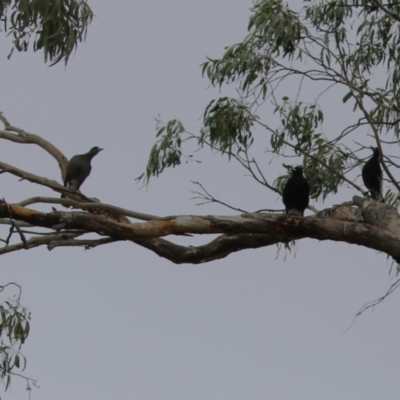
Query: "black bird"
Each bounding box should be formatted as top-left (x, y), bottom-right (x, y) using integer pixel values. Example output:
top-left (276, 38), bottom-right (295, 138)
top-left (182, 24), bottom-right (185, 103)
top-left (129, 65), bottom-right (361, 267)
top-left (362, 147), bottom-right (384, 202)
top-left (62, 146), bottom-right (103, 198)
top-left (282, 166), bottom-right (310, 216)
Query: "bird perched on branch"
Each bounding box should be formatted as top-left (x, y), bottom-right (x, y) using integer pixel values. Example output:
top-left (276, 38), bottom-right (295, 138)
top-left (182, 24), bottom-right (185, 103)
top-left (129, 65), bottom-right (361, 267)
top-left (282, 166), bottom-right (310, 216)
top-left (362, 147), bottom-right (384, 202)
top-left (61, 146), bottom-right (103, 198)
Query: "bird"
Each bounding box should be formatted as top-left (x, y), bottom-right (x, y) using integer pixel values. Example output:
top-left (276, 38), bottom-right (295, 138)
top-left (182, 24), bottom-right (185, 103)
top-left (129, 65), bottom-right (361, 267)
top-left (61, 146), bottom-right (103, 198)
top-left (282, 166), bottom-right (310, 216)
top-left (362, 147), bottom-right (384, 202)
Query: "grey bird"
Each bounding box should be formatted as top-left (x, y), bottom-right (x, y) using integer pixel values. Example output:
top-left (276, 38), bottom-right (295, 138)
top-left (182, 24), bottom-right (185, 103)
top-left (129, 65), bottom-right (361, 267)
top-left (362, 147), bottom-right (384, 202)
top-left (61, 146), bottom-right (103, 198)
top-left (282, 166), bottom-right (310, 216)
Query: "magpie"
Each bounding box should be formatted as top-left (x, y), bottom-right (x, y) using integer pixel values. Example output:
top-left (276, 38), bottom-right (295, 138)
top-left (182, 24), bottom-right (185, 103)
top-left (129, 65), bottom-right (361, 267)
top-left (61, 146), bottom-right (103, 198)
top-left (362, 147), bottom-right (384, 202)
top-left (282, 166), bottom-right (310, 216)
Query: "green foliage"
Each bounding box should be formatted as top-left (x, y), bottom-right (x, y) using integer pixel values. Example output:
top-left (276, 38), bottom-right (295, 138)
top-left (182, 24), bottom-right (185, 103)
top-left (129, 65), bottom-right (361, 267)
top-left (276, 238), bottom-right (298, 261)
top-left (136, 119), bottom-right (186, 183)
top-left (248, 0), bottom-right (302, 57)
top-left (0, 0), bottom-right (93, 65)
top-left (384, 188), bottom-right (400, 207)
top-left (202, 42), bottom-right (270, 93)
top-left (0, 284), bottom-right (30, 391)
top-left (269, 98), bottom-right (346, 199)
top-left (271, 100), bottom-right (324, 152)
top-left (201, 0), bottom-right (302, 95)
top-left (304, 149), bottom-right (346, 200)
top-left (200, 97), bottom-right (255, 156)
top-left (143, 0), bottom-right (400, 209)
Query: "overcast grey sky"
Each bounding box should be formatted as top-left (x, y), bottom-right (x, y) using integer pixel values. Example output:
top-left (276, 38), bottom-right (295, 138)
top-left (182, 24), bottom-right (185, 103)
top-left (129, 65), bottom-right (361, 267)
top-left (1, 1), bottom-right (400, 399)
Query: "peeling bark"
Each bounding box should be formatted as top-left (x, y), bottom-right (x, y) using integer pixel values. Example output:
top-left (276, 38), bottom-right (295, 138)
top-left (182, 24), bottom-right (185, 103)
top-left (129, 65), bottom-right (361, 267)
top-left (0, 198), bottom-right (400, 264)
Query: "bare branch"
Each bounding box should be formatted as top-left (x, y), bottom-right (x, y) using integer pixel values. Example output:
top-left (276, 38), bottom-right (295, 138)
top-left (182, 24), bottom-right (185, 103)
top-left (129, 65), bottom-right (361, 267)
top-left (0, 160), bottom-right (93, 201)
top-left (190, 181), bottom-right (248, 213)
top-left (16, 197), bottom-right (159, 221)
top-left (0, 111), bottom-right (68, 179)
top-left (355, 277), bottom-right (400, 317)
top-left (47, 237), bottom-right (117, 251)
top-left (0, 233), bottom-right (83, 255)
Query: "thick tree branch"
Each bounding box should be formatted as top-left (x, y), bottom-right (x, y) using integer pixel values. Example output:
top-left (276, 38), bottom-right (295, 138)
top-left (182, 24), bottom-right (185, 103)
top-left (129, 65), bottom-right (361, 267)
top-left (138, 233), bottom-right (300, 264)
top-left (1, 200), bottom-right (400, 264)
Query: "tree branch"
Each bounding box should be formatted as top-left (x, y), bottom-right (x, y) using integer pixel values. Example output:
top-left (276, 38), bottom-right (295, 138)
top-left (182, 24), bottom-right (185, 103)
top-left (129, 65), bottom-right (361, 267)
top-left (0, 160), bottom-right (91, 199)
top-left (0, 233), bottom-right (83, 256)
top-left (0, 111), bottom-right (68, 179)
top-left (17, 197), bottom-right (159, 222)
top-left (137, 233), bottom-right (299, 264)
top-left (47, 237), bottom-right (117, 251)
top-left (1, 200), bottom-right (399, 264)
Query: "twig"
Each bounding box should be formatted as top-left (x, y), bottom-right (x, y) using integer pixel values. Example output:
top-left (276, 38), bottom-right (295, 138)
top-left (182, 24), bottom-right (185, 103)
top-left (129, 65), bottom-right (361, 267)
top-left (344, 276), bottom-right (400, 333)
top-left (190, 181), bottom-right (248, 213)
top-left (0, 233), bottom-right (83, 255)
top-left (254, 208), bottom-right (285, 213)
top-left (0, 282), bottom-right (22, 299)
